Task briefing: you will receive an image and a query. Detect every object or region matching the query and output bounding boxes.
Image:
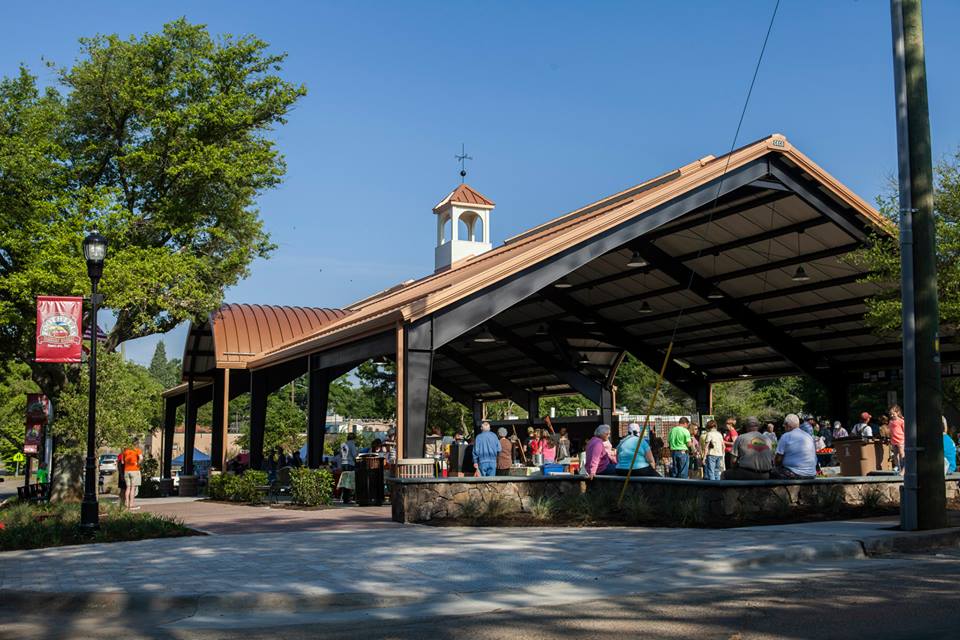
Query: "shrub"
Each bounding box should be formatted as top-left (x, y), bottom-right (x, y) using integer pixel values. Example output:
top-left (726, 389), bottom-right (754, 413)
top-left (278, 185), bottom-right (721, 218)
top-left (140, 455), bottom-right (160, 478)
top-left (206, 470), bottom-right (267, 503)
top-left (482, 498), bottom-right (512, 520)
top-left (528, 497), bottom-right (556, 521)
top-left (0, 502), bottom-right (192, 551)
top-left (556, 493), bottom-right (613, 523)
top-left (290, 467), bottom-right (334, 506)
top-left (620, 494), bottom-right (654, 525)
top-left (458, 498), bottom-right (484, 522)
top-left (665, 495), bottom-right (704, 526)
top-left (863, 487), bottom-right (885, 510)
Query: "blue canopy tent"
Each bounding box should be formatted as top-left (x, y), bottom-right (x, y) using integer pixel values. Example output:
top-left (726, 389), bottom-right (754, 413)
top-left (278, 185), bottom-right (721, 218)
top-left (171, 449), bottom-right (210, 465)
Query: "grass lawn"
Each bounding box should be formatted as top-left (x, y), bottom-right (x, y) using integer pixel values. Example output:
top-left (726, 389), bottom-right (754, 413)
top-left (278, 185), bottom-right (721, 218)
top-left (0, 501), bottom-right (198, 551)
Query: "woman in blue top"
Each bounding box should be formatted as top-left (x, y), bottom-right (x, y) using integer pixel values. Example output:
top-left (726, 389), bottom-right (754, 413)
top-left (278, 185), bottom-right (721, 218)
top-left (943, 419), bottom-right (957, 474)
top-left (615, 423), bottom-right (660, 477)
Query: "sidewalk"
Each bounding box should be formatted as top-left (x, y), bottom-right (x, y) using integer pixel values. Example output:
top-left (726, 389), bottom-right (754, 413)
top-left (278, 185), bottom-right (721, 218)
top-left (1, 515), bottom-right (958, 625)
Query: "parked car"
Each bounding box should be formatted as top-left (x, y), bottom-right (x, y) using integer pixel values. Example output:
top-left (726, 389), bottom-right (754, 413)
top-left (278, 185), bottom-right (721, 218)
top-left (98, 453), bottom-right (118, 474)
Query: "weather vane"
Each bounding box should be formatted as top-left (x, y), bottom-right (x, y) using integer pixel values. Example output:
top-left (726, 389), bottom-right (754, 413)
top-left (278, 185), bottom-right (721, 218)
top-left (455, 143), bottom-right (472, 183)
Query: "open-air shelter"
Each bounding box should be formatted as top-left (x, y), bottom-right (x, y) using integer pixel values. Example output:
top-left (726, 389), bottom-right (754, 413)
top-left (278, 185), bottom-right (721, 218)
top-left (161, 134), bottom-right (960, 477)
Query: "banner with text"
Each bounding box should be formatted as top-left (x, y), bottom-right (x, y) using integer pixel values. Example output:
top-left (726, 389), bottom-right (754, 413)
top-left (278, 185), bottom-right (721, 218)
top-left (35, 296), bottom-right (83, 363)
top-left (24, 393), bottom-right (49, 454)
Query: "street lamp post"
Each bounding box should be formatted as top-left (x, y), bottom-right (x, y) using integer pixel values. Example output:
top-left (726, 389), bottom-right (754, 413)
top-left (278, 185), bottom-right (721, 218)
top-left (80, 231), bottom-right (107, 531)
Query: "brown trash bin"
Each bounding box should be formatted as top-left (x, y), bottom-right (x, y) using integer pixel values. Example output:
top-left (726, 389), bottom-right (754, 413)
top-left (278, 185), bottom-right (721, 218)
top-left (835, 439), bottom-right (891, 476)
top-left (178, 474), bottom-right (198, 496)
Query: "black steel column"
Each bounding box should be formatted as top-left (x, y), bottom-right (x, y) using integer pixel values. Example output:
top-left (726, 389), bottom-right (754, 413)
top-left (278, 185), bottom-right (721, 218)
top-left (182, 378), bottom-right (197, 476)
top-left (472, 399), bottom-right (484, 433)
top-left (827, 379), bottom-right (850, 427)
top-left (210, 369), bottom-right (226, 471)
top-left (599, 385), bottom-right (614, 427)
top-left (402, 348), bottom-right (433, 457)
top-left (693, 382), bottom-right (712, 423)
top-left (527, 392), bottom-right (540, 426)
top-left (162, 397), bottom-right (176, 478)
top-left (307, 367), bottom-right (331, 468)
top-left (249, 371), bottom-right (268, 471)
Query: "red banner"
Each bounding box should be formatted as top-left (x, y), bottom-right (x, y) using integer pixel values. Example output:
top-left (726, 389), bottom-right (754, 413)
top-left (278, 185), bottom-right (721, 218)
top-left (36, 296), bottom-right (83, 363)
top-left (24, 394), bottom-right (49, 455)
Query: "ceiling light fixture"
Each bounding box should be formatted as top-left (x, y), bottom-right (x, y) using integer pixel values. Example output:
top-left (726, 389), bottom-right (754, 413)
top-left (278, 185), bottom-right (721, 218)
top-left (554, 277), bottom-right (573, 289)
top-left (474, 325), bottom-right (497, 343)
top-left (577, 352), bottom-right (591, 365)
top-left (707, 286), bottom-right (724, 300)
top-left (626, 250), bottom-right (648, 268)
top-left (738, 366), bottom-right (751, 378)
top-left (535, 324), bottom-right (550, 336)
top-left (639, 300), bottom-right (653, 314)
top-left (791, 265), bottom-right (811, 282)
top-left (372, 355), bottom-right (388, 366)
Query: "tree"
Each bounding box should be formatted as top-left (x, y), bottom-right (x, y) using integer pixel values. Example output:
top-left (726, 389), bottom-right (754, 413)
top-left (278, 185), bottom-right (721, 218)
top-left (148, 341), bottom-right (181, 389)
top-left (0, 362), bottom-right (41, 466)
top-left (853, 150), bottom-right (960, 334)
top-left (236, 391), bottom-right (305, 454)
top-left (52, 351), bottom-right (162, 494)
top-left (0, 19), bottom-right (306, 395)
top-left (614, 354), bottom-right (692, 415)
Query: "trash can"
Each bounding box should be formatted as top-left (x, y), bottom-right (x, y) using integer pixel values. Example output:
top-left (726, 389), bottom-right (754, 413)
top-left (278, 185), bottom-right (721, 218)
top-left (835, 439), bottom-right (891, 476)
top-left (178, 474), bottom-right (198, 497)
top-left (355, 454), bottom-right (385, 506)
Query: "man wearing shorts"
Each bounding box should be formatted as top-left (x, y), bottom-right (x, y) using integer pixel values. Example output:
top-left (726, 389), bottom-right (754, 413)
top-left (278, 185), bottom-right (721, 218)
top-left (120, 441), bottom-right (143, 510)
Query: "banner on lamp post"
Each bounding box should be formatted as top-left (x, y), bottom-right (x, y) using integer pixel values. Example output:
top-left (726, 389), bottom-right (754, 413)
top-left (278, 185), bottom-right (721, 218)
top-left (24, 393), bottom-right (50, 455)
top-left (35, 296), bottom-right (83, 363)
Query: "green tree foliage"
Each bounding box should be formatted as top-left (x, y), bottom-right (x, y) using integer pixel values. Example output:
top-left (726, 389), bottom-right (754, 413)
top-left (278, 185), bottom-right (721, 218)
top-left (236, 391), bottom-right (305, 454)
top-left (0, 19), bottom-right (305, 394)
top-left (428, 388), bottom-right (469, 435)
top-left (147, 341), bottom-right (181, 389)
top-left (52, 352), bottom-right (162, 454)
top-left (0, 363), bottom-right (41, 465)
top-left (852, 150), bottom-right (960, 334)
top-left (614, 354), bottom-right (692, 414)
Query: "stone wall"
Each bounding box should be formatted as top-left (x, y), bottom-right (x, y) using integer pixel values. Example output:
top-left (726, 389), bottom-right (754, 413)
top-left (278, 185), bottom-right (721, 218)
top-left (389, 475), bottom-right (960, 526)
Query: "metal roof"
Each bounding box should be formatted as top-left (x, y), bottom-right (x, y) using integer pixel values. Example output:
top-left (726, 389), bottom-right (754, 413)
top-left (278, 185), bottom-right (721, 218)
top-left (181, 304), bottom-right (349, 380)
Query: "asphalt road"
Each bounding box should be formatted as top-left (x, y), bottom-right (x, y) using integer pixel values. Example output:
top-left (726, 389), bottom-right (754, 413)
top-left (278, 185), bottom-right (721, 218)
top-left (4, 549), bottom-right (959, 640)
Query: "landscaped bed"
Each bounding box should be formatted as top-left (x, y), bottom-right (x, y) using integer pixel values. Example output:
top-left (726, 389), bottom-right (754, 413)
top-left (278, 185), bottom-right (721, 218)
top-left (0, 501), bottom-right (198, 551)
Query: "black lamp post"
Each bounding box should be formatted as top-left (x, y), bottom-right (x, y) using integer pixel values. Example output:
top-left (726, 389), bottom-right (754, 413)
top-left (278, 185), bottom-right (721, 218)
top-left (80, 231), bottom-right (107, 531)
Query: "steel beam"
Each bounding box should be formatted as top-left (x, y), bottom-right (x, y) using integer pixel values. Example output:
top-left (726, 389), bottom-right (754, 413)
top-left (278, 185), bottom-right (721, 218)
top-left (631, 240), bottom-right (835, 386)
top-left (249, 370), bottom-right (267, 472)
top-left (441, 348), bottom-right (531, 407)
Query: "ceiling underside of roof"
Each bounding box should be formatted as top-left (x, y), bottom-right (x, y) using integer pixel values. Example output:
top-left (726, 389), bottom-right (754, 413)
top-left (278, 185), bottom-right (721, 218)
top-left (431, 181), bottom-right (956, 402)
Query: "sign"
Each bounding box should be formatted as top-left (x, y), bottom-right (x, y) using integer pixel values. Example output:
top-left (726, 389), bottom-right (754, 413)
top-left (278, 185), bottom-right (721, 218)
top-left (36, 296), bottom-right (83, 363)
top-left (11, 452), bottom-right (25, 463)
top-left (24, 394), bottom-right (50, 455)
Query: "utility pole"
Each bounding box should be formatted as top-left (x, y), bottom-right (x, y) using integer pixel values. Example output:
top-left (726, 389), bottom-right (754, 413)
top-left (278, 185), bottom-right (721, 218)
top-left (891, 0), bottom-right (946, 530)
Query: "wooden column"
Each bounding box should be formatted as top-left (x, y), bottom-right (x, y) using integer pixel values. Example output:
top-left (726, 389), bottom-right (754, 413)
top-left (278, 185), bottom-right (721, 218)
top-left (162, 397), bottom-right (176, 478)
top-left (249, 370), bottom-right (268, 471)
top-left (307, 367), bottom-right (331, 468)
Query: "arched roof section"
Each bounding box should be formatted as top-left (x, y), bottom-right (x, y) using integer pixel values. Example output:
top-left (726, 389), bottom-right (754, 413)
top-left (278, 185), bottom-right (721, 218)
top-left (181, 304), bottom-right (349, 380)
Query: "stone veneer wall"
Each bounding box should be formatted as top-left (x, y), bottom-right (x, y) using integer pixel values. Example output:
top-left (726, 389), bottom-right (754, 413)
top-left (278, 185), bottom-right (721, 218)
top-left (389, 475), bottom-right (960, 525)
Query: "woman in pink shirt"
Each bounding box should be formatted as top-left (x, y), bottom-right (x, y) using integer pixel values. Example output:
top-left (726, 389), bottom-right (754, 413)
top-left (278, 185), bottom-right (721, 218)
top-left (541, 434), bottom-right (558, 463)
top-left (584, 424), bottom-right (617, 478)
top-left (888, 404), bottom-right (905, 473)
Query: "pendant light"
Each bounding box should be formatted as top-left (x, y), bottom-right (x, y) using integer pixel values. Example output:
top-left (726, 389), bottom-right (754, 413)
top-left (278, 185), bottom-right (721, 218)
top-left (535, 323), bottom-right (549, 336)
top-left (639, 300), bottom-right (653, 314)
top-left (372, 354), bottom-right (388, 366)
top-left (792, 230), bottom-right (810, 282)
top-left (738, 366), bottom-right (751, 378)
top-left (554, 277), bottom-right (573, 289)
top-left (577, 352), bottom-right (591, 366)
top-left (626, 250), bottom-right (648, 268)
top-left (474, 325), bottom-right (497, 343)
top-left (707, 286), bottom-right (724, 300)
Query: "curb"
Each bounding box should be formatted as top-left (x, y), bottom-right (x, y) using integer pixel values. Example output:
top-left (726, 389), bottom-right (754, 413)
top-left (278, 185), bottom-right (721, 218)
top-left (860, 526), bottom-right (960, 555)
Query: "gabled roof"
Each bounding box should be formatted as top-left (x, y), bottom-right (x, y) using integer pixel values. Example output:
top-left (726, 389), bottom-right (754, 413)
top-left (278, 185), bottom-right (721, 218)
top-left (249, 134), bottom-right (891, 371)
top-left (433, 183), bottom-right (495, 210)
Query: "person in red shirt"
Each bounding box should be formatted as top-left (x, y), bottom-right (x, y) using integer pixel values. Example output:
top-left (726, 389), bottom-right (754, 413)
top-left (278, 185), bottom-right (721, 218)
top-left (723, 418), bottom-right (739, 470)
top-left (119, 440), bottom-right (143, 510)
top-left (888, 405), bottom-right (906, 474)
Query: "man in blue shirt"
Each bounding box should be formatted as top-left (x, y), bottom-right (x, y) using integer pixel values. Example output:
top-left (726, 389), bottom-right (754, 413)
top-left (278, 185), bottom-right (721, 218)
top-left (472, 421), bottom-right (501, 477)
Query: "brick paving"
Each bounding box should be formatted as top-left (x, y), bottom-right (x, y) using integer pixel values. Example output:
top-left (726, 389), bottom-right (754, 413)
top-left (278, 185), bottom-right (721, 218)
top-left (138, 497), bottom-right (396, 534)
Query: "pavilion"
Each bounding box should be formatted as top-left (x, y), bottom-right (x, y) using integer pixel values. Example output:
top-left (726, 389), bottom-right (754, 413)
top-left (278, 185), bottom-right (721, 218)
top-left (161, 134), bottom-right (959, 477)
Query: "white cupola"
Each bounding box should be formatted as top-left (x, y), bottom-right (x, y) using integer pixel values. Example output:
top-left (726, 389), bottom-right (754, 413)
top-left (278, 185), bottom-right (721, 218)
top-left (432, 183), bottom-right (494, 271)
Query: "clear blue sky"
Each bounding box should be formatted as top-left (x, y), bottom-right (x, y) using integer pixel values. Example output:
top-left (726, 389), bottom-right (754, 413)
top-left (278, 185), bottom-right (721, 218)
top-left (3, 1), bottom-right (958, 366)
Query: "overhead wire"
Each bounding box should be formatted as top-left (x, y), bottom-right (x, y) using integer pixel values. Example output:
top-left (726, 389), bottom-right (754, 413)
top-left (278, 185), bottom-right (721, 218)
top-left (618, 0), bottom-right (781, 504)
